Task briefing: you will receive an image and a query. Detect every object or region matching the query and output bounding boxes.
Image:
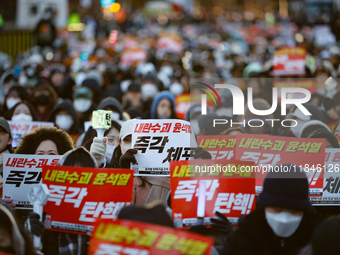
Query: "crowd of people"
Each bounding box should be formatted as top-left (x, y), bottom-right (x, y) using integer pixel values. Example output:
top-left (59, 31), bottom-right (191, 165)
top-left (1, 4), bottom-right (340, 255)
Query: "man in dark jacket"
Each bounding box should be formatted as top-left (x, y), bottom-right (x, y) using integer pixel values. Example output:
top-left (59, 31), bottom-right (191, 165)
top-left (221, 165), bottom-right (323, 255)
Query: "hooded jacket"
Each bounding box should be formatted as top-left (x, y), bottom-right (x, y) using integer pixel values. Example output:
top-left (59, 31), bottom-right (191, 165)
top-left (14, 126), bottom-right (74, 155)
top-left (48, 99), bottom-right (80, 135)
top-left (150, 91), bottom-right (176, 119)
top-left (98, 97), bottom-right (123, 120)
top-left (221, 207), bottom-right (323, 255)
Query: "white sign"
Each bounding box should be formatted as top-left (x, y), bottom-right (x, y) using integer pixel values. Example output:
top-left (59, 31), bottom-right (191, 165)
top-left (131, 119), bottom-right (192, 176)
top-left (3, 154), bottom-right (61, 209)
top-left (8, 121), bottom-right (54, 148)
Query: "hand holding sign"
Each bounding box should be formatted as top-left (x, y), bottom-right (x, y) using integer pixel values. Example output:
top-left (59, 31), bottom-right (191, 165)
top-left (91, 110), bottom-right (112, 167)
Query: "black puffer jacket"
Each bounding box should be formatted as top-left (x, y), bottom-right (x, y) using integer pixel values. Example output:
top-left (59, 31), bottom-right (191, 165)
top-left (221, 207), bottom-right (323, 255)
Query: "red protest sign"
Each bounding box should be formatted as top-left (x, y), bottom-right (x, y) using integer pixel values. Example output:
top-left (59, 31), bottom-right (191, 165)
top-left (235, 134), bottom-right (326, 194)
top-left (197, 135), bottom-right (236, 161)
top-left (42, 166), bottom-right (133, 234)
top-left (88, 219), bottom-right (214, 255)
top-left (175, 93), bottom-right (190, 120)
top-left (272, 47), bottom-right (306, 76)
top-left (170, 159), bottom-right (256, 228)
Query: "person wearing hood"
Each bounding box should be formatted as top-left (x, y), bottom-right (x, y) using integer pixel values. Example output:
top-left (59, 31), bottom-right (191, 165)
top-left (73, 87), bottom-right (95, 133)
top-left (150, 91), bottom-right (177, 119)
top-left (48, 99), bottom-right (80, 136)
top-left (15, 126), bottom-right (74, 155)
top-left (308, 128), bottom-right (340, 148)
top-left (5, 101), bottom-right (38, 122)
top-left (281, 104), bottom-right (324, 137)
top-left (221, 165), bottom-right (324, 255)
top-left (97, 97), bottom-right (123, 121)
top-left (299, 120), bottom-right (331, 138)
top-left (28, 147), bottom-right (97, 255)
top-left (81, 77), bottom-right (101, 105)
top-left (32, 84), bottom-right (58, 121)
top-left (122, 83), bottom-right (143, 110)
top-left (1, 85), bottom-right (31, 115)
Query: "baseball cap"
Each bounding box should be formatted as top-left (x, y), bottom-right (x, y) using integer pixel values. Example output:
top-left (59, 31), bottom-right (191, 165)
top-left (0, 118), bottom-right (12, 138)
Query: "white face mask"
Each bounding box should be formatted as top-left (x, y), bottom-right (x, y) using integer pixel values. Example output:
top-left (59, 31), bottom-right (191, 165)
top-left (55, 115), bottom-right (74, 131)
top-left (105, 145), bottom-right (116, 163)
top-left (111, 112), bottom-right (120, 120)
top-left (161, 66), bottom-right (174, 77)
top-left (141, 83), bottom-right (158, 99)
top-left (6, 98), bottom-right (21, 110)
top-left (290, 120), bottom-right (308, 137)
top-left (121, 142), bottom-right (131, 155)
top-left (12, 113), bottom-right (33, 122)
top-left (265, 209), bottom-right (303, 238)
top-left (73, 99), bottom-right (92, 112)
top-left (18, 75), bottom-right (28, 85)
top-left (169, 83), bottom-right (184, 95)
top-left (120, 80), bottom-right (131, 93)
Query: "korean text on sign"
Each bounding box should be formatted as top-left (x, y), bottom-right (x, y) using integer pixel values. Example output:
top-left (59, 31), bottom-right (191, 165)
top-left (131, 119), bottom-right (192, 176)
top-left (170, 159), bottom-right (256, 228)
top-left (88, 218), bottom-right (214, 255)
top-left (43, 166), bottom-right (133, 234)
top-left (3, 154), bottom-right (61, 209)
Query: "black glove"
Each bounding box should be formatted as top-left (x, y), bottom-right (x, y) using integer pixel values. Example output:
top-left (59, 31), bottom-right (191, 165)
top-left (192, 147), bottom-right (212, 159)
top-left (210, 211), bottom-right (234, 236)
top-left (119, 149), bottom-right (137, 168)
top-left (29, 212), bottom-right (44, 237)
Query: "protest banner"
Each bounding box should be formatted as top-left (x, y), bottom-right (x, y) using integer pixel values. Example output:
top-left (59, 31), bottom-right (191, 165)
top-left (234, 134), bottom-right (326, 194)
top-left (8, 121), bottom-right (54, 148)
top-left (310, 148), bottom-right (340, 205)
top-left (170, 159), bottom-right (256, 228)
top-left (175, 93), bottom-right (190, 120)
top-left (131, 119), bottom-right (192, 176)
top-left (3, 154), bottom-right (61, 209)
top-left (88, 218), bottom-right (214, 255)
top-left (119, 47), bottom-right (148, 70)
top-left (272, 47), bottom-right (306, 76)
top-left (156, 33), bottom-right (183, 55)
top-left (197, 135), bottom-right (236, 161)
top-left (42, 166), bottom-right (133, 234)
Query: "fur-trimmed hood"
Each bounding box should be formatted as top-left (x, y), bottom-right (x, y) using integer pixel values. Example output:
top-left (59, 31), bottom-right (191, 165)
top-left (15, 126), bottom-right (74, 155)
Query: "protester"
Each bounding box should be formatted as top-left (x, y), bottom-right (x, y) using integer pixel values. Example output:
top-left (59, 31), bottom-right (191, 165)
top-left (15, 126), bottom-right (74, 155)
top-left (32, 84), bottom-right (58, 121)
top-left (150, 91), bottom-right (177, 119)
top-left (221, 165), bottom-right (324, 255)
top-left (0, 205), bottom-right (35, 254)
top-left (5, 102), bottom-right (38, 122)
top-left (307, 128), bottom-right (340, 148)
top-left (28, 147), bottom-right (97, 255)
top-left (48, 99), bottom-right (80, 135)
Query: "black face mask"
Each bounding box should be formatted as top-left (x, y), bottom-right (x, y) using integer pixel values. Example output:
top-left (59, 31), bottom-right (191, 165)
top-left (35, 94), bottom-right (50, 105)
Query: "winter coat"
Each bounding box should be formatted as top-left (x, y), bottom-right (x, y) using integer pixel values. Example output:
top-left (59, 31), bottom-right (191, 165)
top-left (14, 126), bottom-right (74, 155)
top-left (220, 207), bottom-right (323, 255)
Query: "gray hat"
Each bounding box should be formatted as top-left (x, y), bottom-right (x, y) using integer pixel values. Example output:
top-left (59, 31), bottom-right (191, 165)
top-left (0, 118), bottom-right (12, 138)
